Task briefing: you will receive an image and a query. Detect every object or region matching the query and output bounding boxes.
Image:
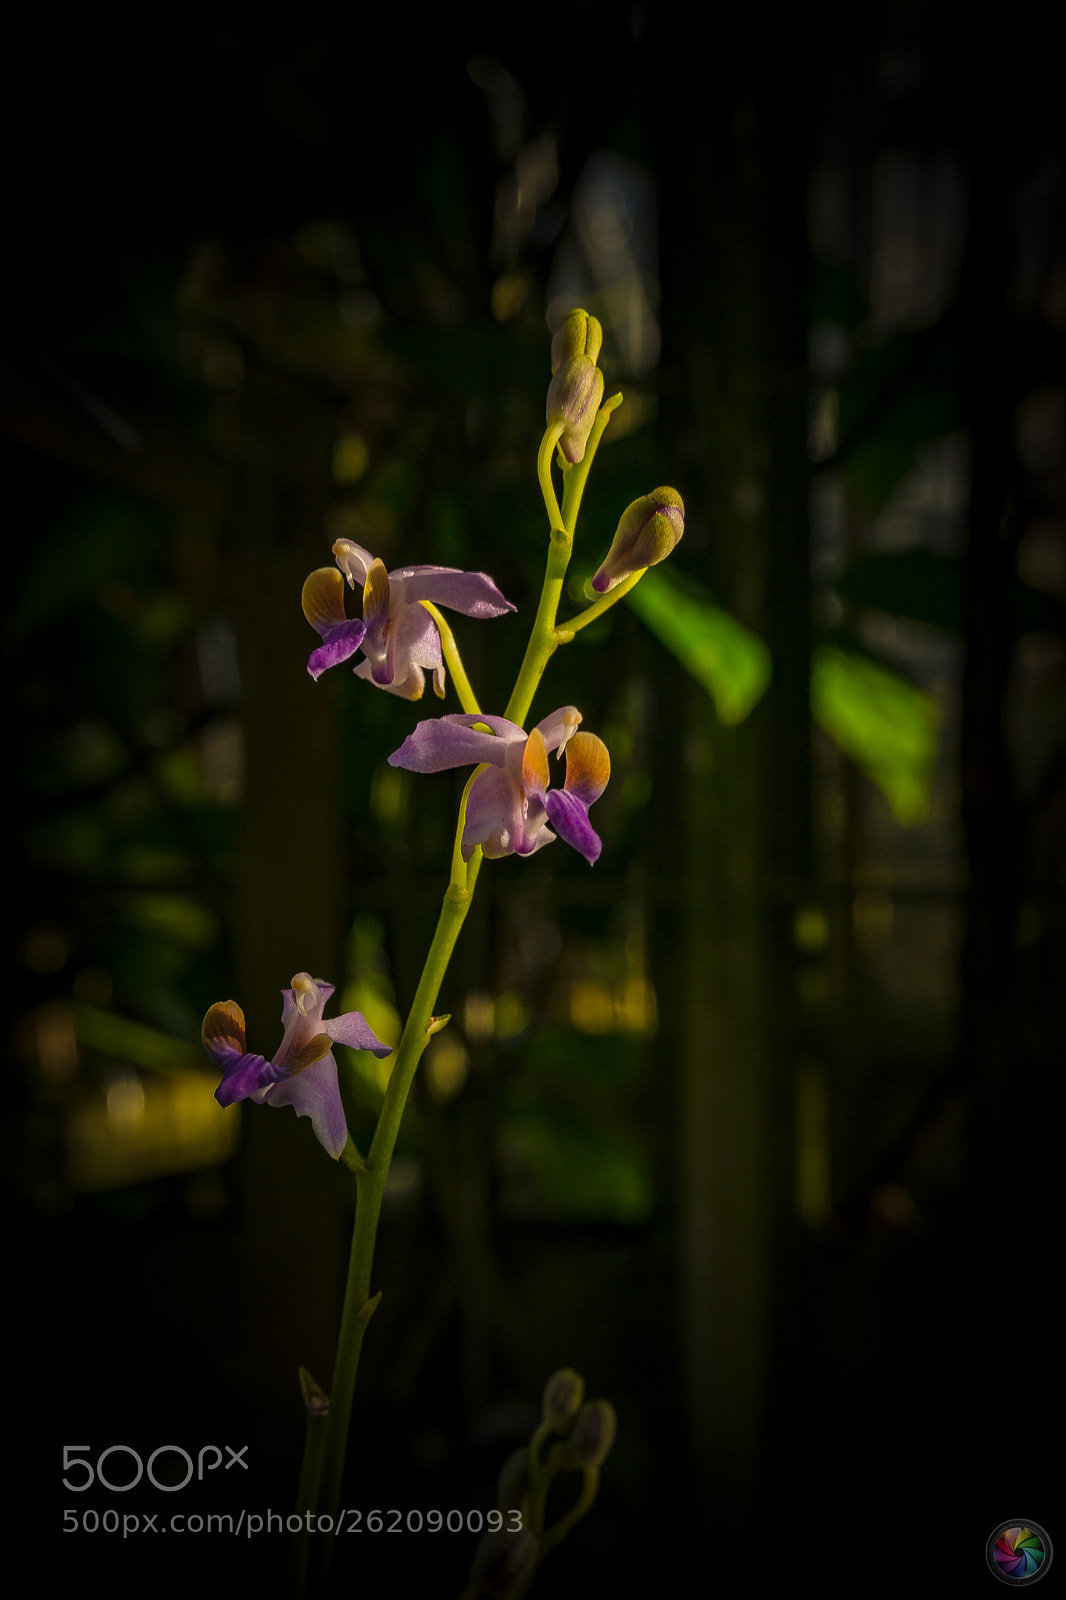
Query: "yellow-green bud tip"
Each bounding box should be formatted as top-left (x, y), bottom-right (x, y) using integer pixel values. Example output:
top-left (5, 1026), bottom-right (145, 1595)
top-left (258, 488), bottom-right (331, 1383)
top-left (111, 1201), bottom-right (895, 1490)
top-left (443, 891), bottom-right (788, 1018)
top-left (550, 308), bottom-right (603, 373)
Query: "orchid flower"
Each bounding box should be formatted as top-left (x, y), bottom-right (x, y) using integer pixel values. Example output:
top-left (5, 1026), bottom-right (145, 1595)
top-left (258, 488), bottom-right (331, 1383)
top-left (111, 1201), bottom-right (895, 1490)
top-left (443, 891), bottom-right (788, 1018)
top-left (203, 973), bottom-right (391, 1159)
top-left (388, 707), bottom-right (611, 865)
top-left (301, 539), bottom-right (515, 700)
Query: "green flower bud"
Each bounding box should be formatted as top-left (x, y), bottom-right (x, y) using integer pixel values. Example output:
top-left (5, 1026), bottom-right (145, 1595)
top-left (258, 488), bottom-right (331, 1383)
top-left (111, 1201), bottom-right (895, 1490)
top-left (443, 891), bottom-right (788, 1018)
top-left (546, 309), bottom-right (605, 464)
top-left (542, 1367), bottom-right (585, 1432)
top-left (550, 309), bottom-right (603, 373)
top-left (496, 1447), bottom-right (530, 1513)
top-left (591, 487), bottom-right (684, 594)
top-left (560, 1399), bottom-right (617, 1468)
top-left (468, 1527), bottom-right (539, 1599)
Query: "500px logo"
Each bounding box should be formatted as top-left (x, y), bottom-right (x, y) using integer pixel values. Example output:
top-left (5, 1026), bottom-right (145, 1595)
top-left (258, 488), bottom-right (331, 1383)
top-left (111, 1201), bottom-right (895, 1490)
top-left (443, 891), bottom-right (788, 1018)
top-left (62, 1445), bottom-right (249, 1493)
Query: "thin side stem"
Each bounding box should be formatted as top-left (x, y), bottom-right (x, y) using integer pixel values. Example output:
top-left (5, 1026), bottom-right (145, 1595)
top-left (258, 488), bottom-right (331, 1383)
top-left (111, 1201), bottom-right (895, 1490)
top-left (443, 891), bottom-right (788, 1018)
top-left (537, 421), bottom-right (566, 535)
top-left (420, 600), bottom-right (481, 715)
top-left (557, 567), bottom-right (646, 637)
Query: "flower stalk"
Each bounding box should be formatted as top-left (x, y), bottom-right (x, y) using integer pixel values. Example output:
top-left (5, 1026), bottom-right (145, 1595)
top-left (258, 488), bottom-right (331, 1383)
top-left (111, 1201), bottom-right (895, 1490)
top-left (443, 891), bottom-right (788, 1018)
top-left (201, 314), bottom-right (681, 1598)
top-left (296, 385), bottom-right (627, 1593)
top-left (304, 859), bottom-right (480, 1592)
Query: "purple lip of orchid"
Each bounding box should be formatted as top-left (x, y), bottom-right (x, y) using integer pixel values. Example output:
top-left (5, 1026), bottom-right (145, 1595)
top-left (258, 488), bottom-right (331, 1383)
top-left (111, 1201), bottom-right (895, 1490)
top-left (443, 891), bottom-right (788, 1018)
top-left (202, 973), bottom-right (392, 1159)
top-left (388, 707), bottom-right (611, 866)
top-left (301, 539), bottom-right (516, 701)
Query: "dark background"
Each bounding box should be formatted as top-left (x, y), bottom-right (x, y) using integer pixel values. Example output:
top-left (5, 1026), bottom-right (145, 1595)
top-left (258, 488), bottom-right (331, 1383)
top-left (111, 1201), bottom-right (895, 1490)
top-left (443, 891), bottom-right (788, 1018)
top-left (5, 3), bottom-right (1062, 1595)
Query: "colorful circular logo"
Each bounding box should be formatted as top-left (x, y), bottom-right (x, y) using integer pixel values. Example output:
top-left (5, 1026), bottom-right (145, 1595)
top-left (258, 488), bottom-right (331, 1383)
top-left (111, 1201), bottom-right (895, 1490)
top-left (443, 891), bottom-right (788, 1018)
top-left (986, 1521), bottom-right (1053, 1585)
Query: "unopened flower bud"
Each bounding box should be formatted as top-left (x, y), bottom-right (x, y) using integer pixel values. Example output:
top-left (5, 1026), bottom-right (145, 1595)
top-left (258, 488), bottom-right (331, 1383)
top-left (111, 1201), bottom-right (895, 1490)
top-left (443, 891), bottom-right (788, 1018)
top-left (591, 487), bottom-right (685, 594)
top-left (542, 1367), bottom-right (585, 1432)
top-left (468, 1527), bottom-right (539, 1599)
top-left (496, 1447), bottom-right (530, 1514)
top-left (560, 1399), bottom-right (617, 1468)
top-left (550, 309), bottom-right (602, 374)
top-left (546, 309), bottom-right (605, 464)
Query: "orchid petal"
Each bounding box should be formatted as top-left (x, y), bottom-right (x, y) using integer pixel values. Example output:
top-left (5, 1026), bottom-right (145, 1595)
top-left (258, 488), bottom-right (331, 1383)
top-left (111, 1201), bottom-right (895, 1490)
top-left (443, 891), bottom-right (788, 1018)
top-left (382, 601), bottom-right (442, 697)
top-left (389, 714), bottom-right (522, 773)
top-left (264, 1053), bottom-right (349, 1160)
top-left (521, 727), bottom-right (550, 806)
top-left (393, 566), bottom-right (516, 618)
top-left (203, 998), bottom-right (248, 1062)
top-left (562, 732), bottom-right (611, 804)
top-left (462, 765), bottom-right (552, 860)
top-left (323, 1012), bottom-right (393, 1057)
top-left (307, 619), bottom-right (369, 680)
top-left (215, 1049), bottom-right (291, 1106)
top-left (462, 765), bottom-right (523, 859)
top-left (302, 569), bottom-right (370, 679)
top-left (544, 789), bottom-right (602, 865)
top-left (534, 705), bottom-right (582, 755)
top-left (355, 655), bottom-right (426, 698)
top-left (332, 539), bottom-right (375, 589)
top-left (302, 567), bottom-right (348, 635)
top-left (362, 558), bottom-right (391, 630)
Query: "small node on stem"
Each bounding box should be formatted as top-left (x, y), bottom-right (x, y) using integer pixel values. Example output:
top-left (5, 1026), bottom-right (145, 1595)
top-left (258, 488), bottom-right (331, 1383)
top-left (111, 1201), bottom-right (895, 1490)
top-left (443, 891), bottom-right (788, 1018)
top-left (426, 1013), bottom-right (451, 1037)
top-left (355, 1290), bottom-right (383, 1328)
top-left (298, 1366), bottom-right (331, 1418)
top-left (339, 1137), bottom-right (369, 1174)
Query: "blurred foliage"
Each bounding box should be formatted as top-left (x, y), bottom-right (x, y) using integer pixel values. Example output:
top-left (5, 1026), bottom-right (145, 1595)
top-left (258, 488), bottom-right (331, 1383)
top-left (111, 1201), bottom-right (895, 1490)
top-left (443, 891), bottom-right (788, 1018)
top-left (626, 565), bottom-right (772, 724)
top-left (812, 640), bottom-right (940, 823)
top-left (499, 1028), bottom-right (653, 1223)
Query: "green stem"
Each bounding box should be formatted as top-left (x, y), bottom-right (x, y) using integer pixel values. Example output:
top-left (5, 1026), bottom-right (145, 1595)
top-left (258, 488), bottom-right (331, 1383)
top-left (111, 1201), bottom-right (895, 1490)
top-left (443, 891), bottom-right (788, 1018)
top-left (420, 600), bottom-right (481, 715)
top-left (311, 877), bottom-right (479, 1573)
top-left (287, 1378), bottom-right (330, 1598)
top-left (538, 1465), bottom-right (600, 1555)
top-left (505, 397), bottom-right (621, 728)
top-left (503, 536), bottom-right (571, 728)
top-left (559, 396), bottom-right (621, 535)
top-left (297, 386), bottom-right (619, 1596)
top-left (536, 421), bottom-right (566, 535)
top-left (557, 567), bottom-right (646, 637)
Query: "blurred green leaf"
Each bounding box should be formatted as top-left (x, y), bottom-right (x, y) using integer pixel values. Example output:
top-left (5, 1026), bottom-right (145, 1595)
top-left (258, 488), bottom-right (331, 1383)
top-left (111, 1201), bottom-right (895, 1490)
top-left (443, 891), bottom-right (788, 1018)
top-left (122, 893), bottom-right (218, 949)
top-left (72, 1004), bottom-right (205, 1075)
top-left (501, 1110), bottom-right (653, 1223)
top-left (626, 566), bottom-right (771, 724)
top-left (812, 642), bottom-right (939, 822)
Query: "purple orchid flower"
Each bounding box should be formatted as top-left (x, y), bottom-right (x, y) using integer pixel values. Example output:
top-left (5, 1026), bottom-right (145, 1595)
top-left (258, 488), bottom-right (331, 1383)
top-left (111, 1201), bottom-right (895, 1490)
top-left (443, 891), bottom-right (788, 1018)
top-left (203, 973), bottom-right (391, 1159)
top-left (301, 538), bottom-right (515, 700)
top-left (388, 707), bottom-right (611, 866)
